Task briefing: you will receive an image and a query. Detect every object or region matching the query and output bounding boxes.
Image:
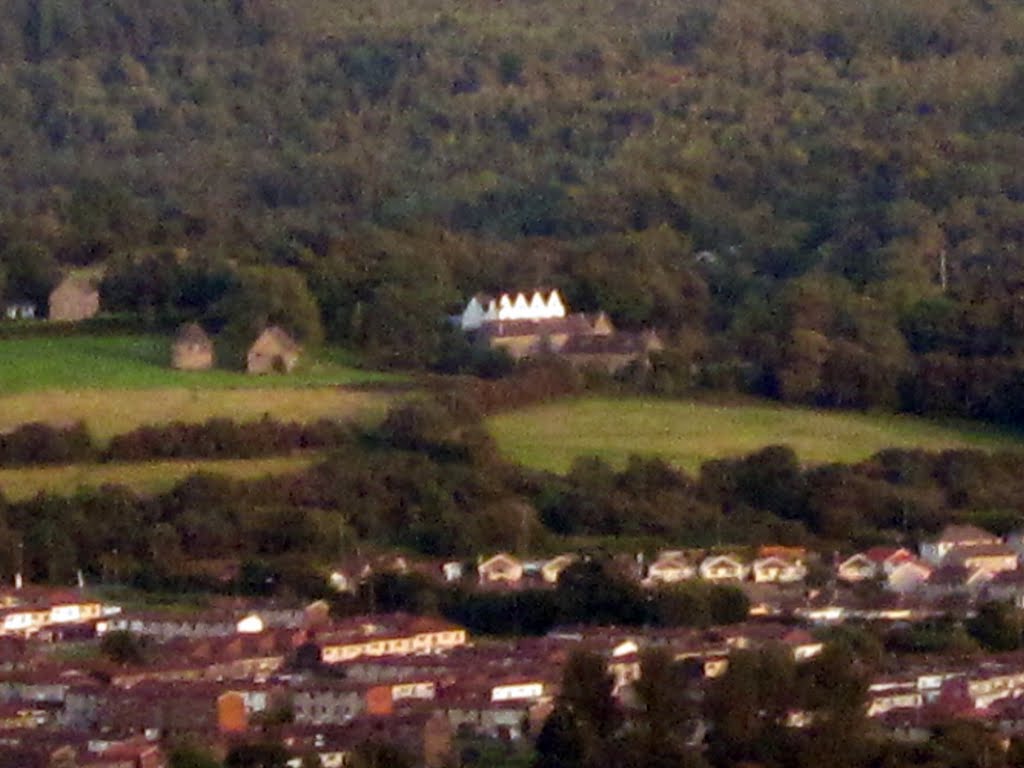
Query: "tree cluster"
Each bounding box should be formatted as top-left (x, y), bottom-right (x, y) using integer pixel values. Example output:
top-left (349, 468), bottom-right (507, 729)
top-left (0, 421), bottom-right (92, 466)
top-left (4, 400), bottom-right (1024, 594)
top-left (104, 416), bottom-right (352, 462)
top-left (435, 560), bottom-right (749, 636)
top-left (535, 643), bottom-right (871, 768)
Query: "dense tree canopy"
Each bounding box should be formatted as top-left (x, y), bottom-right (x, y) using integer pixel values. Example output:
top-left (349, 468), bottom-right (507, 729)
top-left (2, 0), bottom-right (1024, 416)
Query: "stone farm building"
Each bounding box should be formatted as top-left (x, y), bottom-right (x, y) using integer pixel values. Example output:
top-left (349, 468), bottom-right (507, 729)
top-left (171, 322), bottom-right (215, 371)
top-left (475, 313), bottom-right (596, 359)
top-left (458, 289), bottom-right (662, 371)
top-left (558, 329), bottom-right (665, 373)
top-left (246, 326), bottom-right (301, 374)
top-left (48, 277), bottom-right (100, 322)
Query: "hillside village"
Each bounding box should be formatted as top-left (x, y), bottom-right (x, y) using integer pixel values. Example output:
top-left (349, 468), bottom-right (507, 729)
top-left (3, 283), bottom-right (1024, 765)
top-left (2, 522), bottom-right (1024, 765)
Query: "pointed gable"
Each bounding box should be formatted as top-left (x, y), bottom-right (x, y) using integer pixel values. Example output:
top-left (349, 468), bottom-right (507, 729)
top-left (512, 292), bottom-right (530, 318)
top-left (541, 554), bottom-right (578, 584)
top-left (460, 294), bottom-right (494, 331)
top-left (546, 290), bottom-right (566, 318)
top-left (589, 312), bottom-right (615, 336)
top-left (498, 293), bottom-right (514, 318)
top-left (838, 552), bottom-right (875, 573)
top-left (886, 558), bottom-right (932, 593)
top-left (484, 298), bottom-right (499, 321)
top-left (646, 550), bottom-right (696, 584)
top-left (171, 322), bottom-right (215, 371)
top-left (246, 326), bottom-right (301, 374)
top-left (699, 554), bottom-right (748, 581)
top-left (478, 553), bottom-right (523, 584)
top-left (529, 291), bottom-right (547, 316)
top-left (752, 555), bottom-right (807, 583)
top-left (864, 547), bottom-right (912, 566)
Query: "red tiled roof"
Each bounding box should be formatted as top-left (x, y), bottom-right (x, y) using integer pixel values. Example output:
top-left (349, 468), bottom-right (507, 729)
top-left (863, 547), bottom-right (911, 564)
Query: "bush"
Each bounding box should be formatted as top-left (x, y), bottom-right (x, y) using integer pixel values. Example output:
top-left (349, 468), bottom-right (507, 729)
top-left (0, 415), bottom-right (354, 468)
top-left (0, 314), bottom-right (176, 340)
top-left (0, 421), bottom-right (95, 465)
top-left (445, 358), bottom-right (585, 415)
top-left (103, 416), bottom-right (353, 462)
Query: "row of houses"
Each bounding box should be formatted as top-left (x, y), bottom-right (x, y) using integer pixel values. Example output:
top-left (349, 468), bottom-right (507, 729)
top-left (325, 526), bottom-right (1024, 621)
top-left (473, 549), bottom-right (808, 587)
top-left (0, 588), bottom-right (116, 638)
top-left (327, 548), bottom-right (810, 596)
top-left (838, 524), bottom-right (1024, 601)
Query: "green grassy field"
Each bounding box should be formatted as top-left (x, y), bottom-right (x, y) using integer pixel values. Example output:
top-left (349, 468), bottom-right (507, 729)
top-left (0, 334), bottom-right (399, 392)
top-left (0, 334), bottom-right (402, 438)
top-left (489, 397), bottom-right (1024, 473)
top-left (0, 455), bottom-right (317, 500)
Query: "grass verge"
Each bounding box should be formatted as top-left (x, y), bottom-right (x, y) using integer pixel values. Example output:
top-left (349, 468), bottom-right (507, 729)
top-left (0, 334), bottom-right (400, 393)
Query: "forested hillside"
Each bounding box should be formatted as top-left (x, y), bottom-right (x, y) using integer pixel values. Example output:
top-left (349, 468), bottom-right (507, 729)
top-left (3, 0), bottom-right (1024, 419)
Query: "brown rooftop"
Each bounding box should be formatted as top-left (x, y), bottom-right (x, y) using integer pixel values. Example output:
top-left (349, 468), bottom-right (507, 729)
top-left (560, 330), bottom-right (662, 356)
top-left (934, 524), bottom-right (1000, 543)
top-left (474, 314), bottom-right (593, 340)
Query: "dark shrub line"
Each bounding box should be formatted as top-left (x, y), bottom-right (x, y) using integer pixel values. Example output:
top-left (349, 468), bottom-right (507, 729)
top-left (0, 416), bottom-right (354, 467)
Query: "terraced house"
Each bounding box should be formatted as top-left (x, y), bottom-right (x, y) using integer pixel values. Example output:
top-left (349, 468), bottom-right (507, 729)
top-left (316, 615), bottom-right (468, 665)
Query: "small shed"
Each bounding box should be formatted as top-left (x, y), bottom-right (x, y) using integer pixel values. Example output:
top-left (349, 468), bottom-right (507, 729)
top-left (171, 322), bottom-right (215, 371)
top-left (246, 326), bottom-right (301, 374)
top-left (48, 277), bottom-right (100, 322)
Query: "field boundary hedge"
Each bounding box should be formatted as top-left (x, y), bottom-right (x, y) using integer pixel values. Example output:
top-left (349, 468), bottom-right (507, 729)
top-left (0, 416), bottom-right (354, 467)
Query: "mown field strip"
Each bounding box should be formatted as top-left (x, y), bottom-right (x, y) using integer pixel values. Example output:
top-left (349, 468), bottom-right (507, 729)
top-left (0, 455), bottom-right (318, 500)
top-left (0, 334), bottom-right (401, 393)
top-left (0, 387), bottom-right (392, 441)
top-left (489, 397), bottom-right (1023, 473)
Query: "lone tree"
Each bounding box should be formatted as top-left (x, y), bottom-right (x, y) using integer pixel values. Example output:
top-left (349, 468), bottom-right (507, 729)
top-left (217, 266), bottom-right (323, 364)
top-left (535, 650), bottom-right (619, 768)
top-left (99, 630), bottom-right (147, 666)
